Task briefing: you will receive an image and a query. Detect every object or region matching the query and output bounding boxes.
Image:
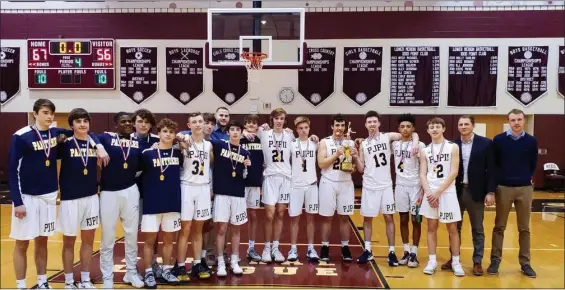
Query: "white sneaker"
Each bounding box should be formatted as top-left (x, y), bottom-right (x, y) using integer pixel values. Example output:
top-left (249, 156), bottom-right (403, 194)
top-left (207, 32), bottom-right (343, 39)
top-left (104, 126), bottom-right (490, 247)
top-left (287, 248), bottom-right (298, 262)
top-left (231, 261), bottom-right (244, 275)
top-left (64, 282), bottom-right (78, 289)
top-left (123, 271), bottom-right (144, 288)
top-left (262, 248), bottom-right (272, 263)
top-left (217, 260), bottom-right (227, 277)
top-left (272, 247), bottom-right (286, 263)
top-left (307, 248), bottom-right (320, 262)
top-left (452, 262), bottom-right (466, 277)
top-left (79, 281), bottom-right (96, 289)
top-left (38, 282), bottom-right (53, 289)
top-left (423, 261), bottom-right (437, 275)
top-left (102, 278), bottom-right (113, 289)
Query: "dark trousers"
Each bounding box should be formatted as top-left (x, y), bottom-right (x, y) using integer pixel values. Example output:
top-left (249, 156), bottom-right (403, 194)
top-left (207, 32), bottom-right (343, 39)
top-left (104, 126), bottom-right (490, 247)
top-left (457, 187), bottom-right (485, 264)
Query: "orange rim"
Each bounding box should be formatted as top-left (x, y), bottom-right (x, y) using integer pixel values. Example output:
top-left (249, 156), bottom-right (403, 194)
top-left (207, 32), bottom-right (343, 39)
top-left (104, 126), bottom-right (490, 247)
top-left (241, 52), bottom-right (268, 69)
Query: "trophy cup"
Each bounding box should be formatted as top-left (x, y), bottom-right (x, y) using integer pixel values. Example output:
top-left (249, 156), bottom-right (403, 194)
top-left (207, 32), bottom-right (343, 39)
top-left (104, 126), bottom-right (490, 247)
top-left (339, 122), bottom-right (355, 172)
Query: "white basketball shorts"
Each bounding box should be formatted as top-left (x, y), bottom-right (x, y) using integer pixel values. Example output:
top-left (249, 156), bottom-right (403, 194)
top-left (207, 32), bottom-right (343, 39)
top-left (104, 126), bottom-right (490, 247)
top-left (395, 185), bottom-right (422, 215)
top-left (262, 175), bottom-right (291, 206)
top-left (10, 191), bottom-right (58, 240)
top-left (245, 187), bottom-right (261, 209)
top-left (57, 194), bottom-right (100, 236)
top-left (289, 184), bottom-right (319, 217)
top-left (318, 178), bottom-right (355, 217)
top-left (181, 183), bottom-right (212, 221)
top-left (419, 190), bottom-right (462, 223)
top-left (360, 186), bottom-right (396, 218)
top-left (213, 195), bottom-right (248, 226)
top-left (141, 212), bottom-right (181, 233)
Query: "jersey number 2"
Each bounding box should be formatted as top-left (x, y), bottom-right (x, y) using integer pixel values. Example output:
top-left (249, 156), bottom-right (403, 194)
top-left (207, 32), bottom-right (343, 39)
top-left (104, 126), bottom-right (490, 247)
top-left (191, 160), bottom-right (204, 176)
top-left (435, 164), bottom-right (444, 178)
top-left (373, 153), bottom-right (388, 167)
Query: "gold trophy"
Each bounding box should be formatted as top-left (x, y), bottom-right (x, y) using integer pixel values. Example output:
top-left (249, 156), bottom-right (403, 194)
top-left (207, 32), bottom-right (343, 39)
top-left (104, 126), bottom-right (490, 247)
top-left (339, 122), bottom-right (355, 172)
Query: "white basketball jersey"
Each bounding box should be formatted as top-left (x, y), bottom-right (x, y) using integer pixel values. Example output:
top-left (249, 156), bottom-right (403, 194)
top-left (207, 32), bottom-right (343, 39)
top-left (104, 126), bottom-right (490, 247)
top-left (261, 129), bottom-right (293, 178)
top-left (291, 139), bottom-right (317, 188)
top-left (425, 140), bottom-right (456, 192)
top-left (320, 137), bottom-right (354, 182)
top-left (392, 140), bottom-right (426, 187)
top-left (181, 140), bottom-right (212, 184)
top-left (361, 133), bottom-right (392, 190)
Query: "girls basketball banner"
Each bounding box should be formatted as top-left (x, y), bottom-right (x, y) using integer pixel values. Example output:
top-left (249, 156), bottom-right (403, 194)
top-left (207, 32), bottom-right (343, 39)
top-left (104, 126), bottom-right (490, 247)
top-left (447, 46), bottom-right (498, 107)
top-left (558, 46), bottom-right (565, 98)
top-left (0, 47), bottom-right (20, 106)
top-left (211, 47), bottom-right (248, 106)
top-left (389, 46), bottom-right (440, 107)
top-left (298, 47), bottom-right (336, 107)
top-left (506, 46), bottom-right (548, 107)
top-left (165, 47), bottom-right (204, 105)
top-left (120, 47), bottom-right (158, 105)
top-left (342, 47), bottom-right (382, 106)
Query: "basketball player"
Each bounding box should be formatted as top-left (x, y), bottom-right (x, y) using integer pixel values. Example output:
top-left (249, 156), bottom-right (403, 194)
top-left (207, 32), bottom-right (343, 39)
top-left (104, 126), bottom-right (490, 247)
top-left (418, 117), bottom-right (464, 277)
top-left (240, 114), bottom-right (265, 262)
top-left (288, 116), bottom-right (320, 262)
top-left (317, 114), bottom-right (357, 262)
top-left (97, 112), bottom-right (145, 288)
top-left (57, 108), bottom-right (100, 289)
top-left (201, 113), bottom-right (219, 266)
top-left (392, 114), bottom-right (426, 267)
top-left (211, 120), bottom-right (251, 276)
top-left (140, 118), bottom-right (183, 288)
top-left (8, 99), bottom-right (108, 289)
top-left (174, 112), bottom-right (213, 281)
top-left (353, 111), bottom-right (420, 265)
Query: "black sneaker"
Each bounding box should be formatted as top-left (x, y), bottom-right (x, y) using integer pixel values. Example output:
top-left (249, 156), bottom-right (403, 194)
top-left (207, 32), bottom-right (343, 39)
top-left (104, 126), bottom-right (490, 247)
top-left (200, 258), bottom-right (214, 275)
top-left (487, 260), bottom-right (500, 275)
top-left (36, 282), bottom-right (52, 289)
top-left (398, 251), bottom-right (410, 265)
top-left (175, 265), bottom-right (191, 283)
top-left (356, 249), bottom-right (374, 264)
top-left (341, 246), bottom-right (353, 262)
top-left (190, 263), bottom-right (211, 279)
top-left (521, 264), bottom-right (537, 278)
top-left (320, 245), bottom-right (330, 261)
top-left (388, 251), bottom-right (399, 266)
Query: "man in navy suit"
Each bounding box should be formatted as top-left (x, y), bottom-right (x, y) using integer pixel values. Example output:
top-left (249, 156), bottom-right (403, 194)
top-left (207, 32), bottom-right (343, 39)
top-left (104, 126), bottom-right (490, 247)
top-left (442, 115), bottom-right (496, 276)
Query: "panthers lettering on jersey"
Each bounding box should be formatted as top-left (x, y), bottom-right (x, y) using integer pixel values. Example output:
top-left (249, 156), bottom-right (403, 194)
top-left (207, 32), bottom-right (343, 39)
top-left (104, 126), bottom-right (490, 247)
top-left (291, 139), bottom-right (317, 188)
top-left (261, 129), bottom-right (293, 178)
top-left (98, 132), bottom-right (143, 192)
top-left (361, 133), bottom-right (392, 190)
top-left (320, 137), bottom-right (354, 182)
top-left (241, 136), bottom-right (264, 187)
top-left (392, 140), bottom-right (426, 187)
top-left (141, 147), bottom-right (183, 214)
top-left (58, 137), bottom-right (99, 201)
top-left (181, 140), bottom-right (212, 185)
top-left (425, 141), bottom-right (456, 192)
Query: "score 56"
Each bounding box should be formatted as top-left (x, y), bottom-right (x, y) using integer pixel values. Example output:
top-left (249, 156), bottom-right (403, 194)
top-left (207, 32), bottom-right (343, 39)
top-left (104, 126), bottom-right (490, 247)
top-left (96, 48), bottom-right (112, 61)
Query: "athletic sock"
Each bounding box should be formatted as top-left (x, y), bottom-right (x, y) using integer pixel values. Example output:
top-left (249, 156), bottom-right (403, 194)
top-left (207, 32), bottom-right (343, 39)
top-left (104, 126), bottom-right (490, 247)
top-left (452, 255), bottom-right (460, 264)
top-left (163, 265), bottom-right (172, 272)
top-left (291, 244), bottom-right (297, 251)
top-left (177, 262), bottom-right (185, 268)
top-left (80, 271), bottom-right (90, 282)
top-left (64, 273), bottom-right (74, 284)
top-left (218, 255), bottom-right (225, 263)
top-left (308, 243), bottom-right (314, 251)
top-left (411, 245), bottom-right (418, 255)
top-left (194, 259), bottom-right (201, 265)
top-left (403, 243), bottom-right (410, 252)
top-left (231, 254), bottom-right (239, 263)
top-left (16, 279), bottom-right (26, 289)
top-left (429, 254), bottom-right (437, 263)
top-left (37, 274), bottom-right (47, 285)
top-left (273, 240), bottom-right (280, 249)
top-left (341, 240), bottom-right (349, 247)
top-left (264, 241), bottom-right (271, 250)
top-left (322, 241), bottom-right (329, 247)
top-left (249, 240), bottom-right (255, 249)
top-left (201, 250), bottom-right (207, 259)
top-left (364, 241), bottom-right (372, 252)
top-left (389, 246), bottom-right (395, 252)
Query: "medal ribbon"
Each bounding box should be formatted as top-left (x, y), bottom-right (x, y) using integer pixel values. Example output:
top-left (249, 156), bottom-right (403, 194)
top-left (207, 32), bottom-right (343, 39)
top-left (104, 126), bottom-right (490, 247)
top-left (273, 131), bottom-right (283, 158)
top-left (72, 137), bottom-right (89, 169)
top-left (157, 147), bottom-right (174, 176)
top-left (116, 134), bottom-right (133, 164)
top-left (228, 142), bottom-right (241, 174)
top-left (192, 140), bottom-right (205, 165)
top-left (32, 125), bottom-right (52, 162)
top-left (430, 140), bottom-right (446, 167)
top-left (399, 140), bottom-right (411, 165)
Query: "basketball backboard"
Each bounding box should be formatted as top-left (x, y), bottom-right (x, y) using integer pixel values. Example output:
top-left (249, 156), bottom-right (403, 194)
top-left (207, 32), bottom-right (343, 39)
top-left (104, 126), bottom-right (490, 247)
top-left (206, 8), bottom-right (307, 69)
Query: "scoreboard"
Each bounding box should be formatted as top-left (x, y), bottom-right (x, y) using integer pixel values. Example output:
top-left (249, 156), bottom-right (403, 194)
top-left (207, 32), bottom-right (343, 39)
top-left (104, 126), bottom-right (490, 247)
top-left (27, 39), bottom-right (115, 89)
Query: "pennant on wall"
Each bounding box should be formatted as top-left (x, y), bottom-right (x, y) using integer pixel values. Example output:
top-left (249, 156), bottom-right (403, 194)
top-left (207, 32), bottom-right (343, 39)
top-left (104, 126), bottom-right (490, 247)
top-left (211, 48), bottom-right (248, 106)
top-left (506, 46), bottom-right (548, 107)
top-left (447, 46), bottom-right (498, 107)
top-left (558, 46), bottom-right (565, 99)
top-left (342, 47), bottom-right (382, 106)
top-left (0, 47), bottom-right (20, 106)
top-left (389, 46), bottom-right (440, 107)
top-left (120, 47), bottom-right (158, 104)
top-left (298, 47), bottom-right (336, 107)
top-left (166, 47), bottom-right (204, 105)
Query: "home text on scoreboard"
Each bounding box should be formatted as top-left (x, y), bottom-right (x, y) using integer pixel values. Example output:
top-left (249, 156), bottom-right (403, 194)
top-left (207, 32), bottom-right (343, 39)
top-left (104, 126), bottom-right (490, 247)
top-left (27, 39), bottom-right (115, 89)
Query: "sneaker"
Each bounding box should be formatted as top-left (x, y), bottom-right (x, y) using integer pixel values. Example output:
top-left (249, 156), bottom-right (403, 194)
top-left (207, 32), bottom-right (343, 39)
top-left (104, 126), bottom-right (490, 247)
top-left (102, 278), bottom-right (113, 289)
top-left (200, 258), bottom-right (214, 275)
top-left (79, 281), bottom-right (96, 289)
top-left (441, 258), bottom-right (453, 270)
top-left (307, 248), bottom-right (320, 262)
top-left (356, 250), bottom-right (374, 264)
top-left (262, 248), bottom-right (272, 263)
top-left (452, 262), bottom-right (466, 277)
top-left (407, 253), bottom-right (420, 268)
top-left (388, 251), bottom-right (399, 266)
top-left (398, 251), bottom-right (410, 265)
top-left (190, 263), bottom-right (211, 279)
top-left (205, 254), bottom-right (217, 266)
top-left (423, 260), bottom-right (437, 275)
top-left (231, 261), bottom-right (244, 275)
top-left (123, 271), bottom-right (144, 288)
top-left (64, 282), bottom-right (78, 289)
top-left (152, 261), bottom-right (163, 279)
top-left (144, 272), bottom-right (157, 289)
top-left (247, 248), bottom-right (262, 262)
top-left (175, 265), bottom-right (191, 282)
top-left (272, 247), bottom-right (286, 263)
top-left (320, 245), bottom-right (330, 262)
top-left (487, 260), bottom-right (500, 275)
top-left (37, 283), bottom-right (53, 289)
top-left (341, 246), bottom-right (353, 262)
top-left (521, 264), bottom-right (537, 278)
top-left (287, 248), bottom-right (298, 262)
top-left (162, 269), bottom-right (180, 285)
top-left (217, 260), bottom-right (227, 277)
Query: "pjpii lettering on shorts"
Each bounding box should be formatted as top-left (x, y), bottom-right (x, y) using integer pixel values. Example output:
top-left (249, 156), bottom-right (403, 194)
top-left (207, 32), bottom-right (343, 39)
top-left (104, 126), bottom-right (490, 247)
top-left (439, 212), bottom-right (454, 221)
top-left (44, 222), bottom-right (55, 233)
top-left (235, 211), bottom-right (248, 223)
top-left (342, 205), bottom-right (354, 213)
top-left (86, 216), bottom-right (99, 227)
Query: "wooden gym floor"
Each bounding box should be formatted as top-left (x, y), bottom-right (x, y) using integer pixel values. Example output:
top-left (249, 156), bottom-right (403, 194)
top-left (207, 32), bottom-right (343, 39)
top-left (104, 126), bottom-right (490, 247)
top-left (0, 190), bottom-right (563, 289)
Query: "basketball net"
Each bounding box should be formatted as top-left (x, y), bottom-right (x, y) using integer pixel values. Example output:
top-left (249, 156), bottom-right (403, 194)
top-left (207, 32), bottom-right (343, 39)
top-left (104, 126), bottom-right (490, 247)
top-left (241, 52), bottom-right (267, 85)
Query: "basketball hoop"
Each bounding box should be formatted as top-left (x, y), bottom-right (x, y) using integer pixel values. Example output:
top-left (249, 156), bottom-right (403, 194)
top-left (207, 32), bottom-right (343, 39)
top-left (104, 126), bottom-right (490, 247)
top-left (241, 52), bottom-right (268, 84)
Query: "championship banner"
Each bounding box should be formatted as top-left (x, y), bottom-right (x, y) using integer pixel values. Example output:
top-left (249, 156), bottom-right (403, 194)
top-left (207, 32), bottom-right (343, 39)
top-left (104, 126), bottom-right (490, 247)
top-left (298, 47), bottom-right (336, 107)
top-left (0, 47), bottom-right (20, 106)
top-left (342, 47), bottom-right (382, 106)
top-left (166, 47), bottom-right (204, 105)
top-left (558, 46), bottom-right (565, 98)
top-left (506, 46), bottom-right (548, 107)
top-left (120, 47), bottom-right (158, 104)
top-left (390, 46), bottom-right (440, 107)
top-left (447, 46), bottom-right (498, 107)
top-left (211, 48), bottom-right (248, 106)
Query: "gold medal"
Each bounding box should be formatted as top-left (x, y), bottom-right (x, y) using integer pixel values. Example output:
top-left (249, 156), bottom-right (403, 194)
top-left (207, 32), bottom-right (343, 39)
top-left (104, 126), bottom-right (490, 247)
top-left (45, 160), bottom-right (50, 167)
top-left (276, 154), bottom-right (280, 161)
top-left (434, 166), bottom-right (439, 173)
top-left (160, 174), bottom-right (165, 181)
top-left (83, 168), bottom-right (88, 175)
top-left (232, 170), bottom-right (236, 178)
top-left (400, 163), bottom-right (404, 169)
top-left (123, 162), bottom-right (128, 169)
top-left (200, 164), bottom-right (205, 173)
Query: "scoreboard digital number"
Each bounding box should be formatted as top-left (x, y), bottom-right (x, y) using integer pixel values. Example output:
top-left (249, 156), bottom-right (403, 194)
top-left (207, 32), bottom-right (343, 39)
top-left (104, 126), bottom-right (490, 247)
top-left (27, 39), bottom-right (115, 89)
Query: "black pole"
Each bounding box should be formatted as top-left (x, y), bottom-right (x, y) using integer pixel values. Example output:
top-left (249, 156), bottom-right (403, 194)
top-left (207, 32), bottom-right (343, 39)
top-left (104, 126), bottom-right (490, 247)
top-left (252, 0), bottom-right (262, 54)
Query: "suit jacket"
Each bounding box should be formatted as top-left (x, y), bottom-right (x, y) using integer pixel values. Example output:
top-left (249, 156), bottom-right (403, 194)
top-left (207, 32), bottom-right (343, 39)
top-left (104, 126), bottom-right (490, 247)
top-left (454, 134), bottom-right (497, 202)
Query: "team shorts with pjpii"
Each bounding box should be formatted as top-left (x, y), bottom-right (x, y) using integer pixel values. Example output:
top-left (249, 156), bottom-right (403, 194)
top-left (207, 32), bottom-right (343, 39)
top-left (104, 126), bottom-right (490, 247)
top-left (213, 195), bottom-right (248, 226)
top-left (245, 187), bottom-right (261, 209)
top-left (262, 175), bottom-right (291, 205)
top-left (360, 186), bottom-right (396, 217)
top-left (318, 178), bottom-right (355, 217)
top-left (419, 190), bottom-right (462, 223)
top-left (57, 194), bottom-right (100, 236)
top-left (181, 183), bottom-right (212, 221)
top-left (10, 191), bottom-right (58, 240)
top-left (289, 183), bottom-right (319, 217)
top-left (395, 185), bottom-right (422, 215)
top-left (141, 212), bottom-right (181, 232)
